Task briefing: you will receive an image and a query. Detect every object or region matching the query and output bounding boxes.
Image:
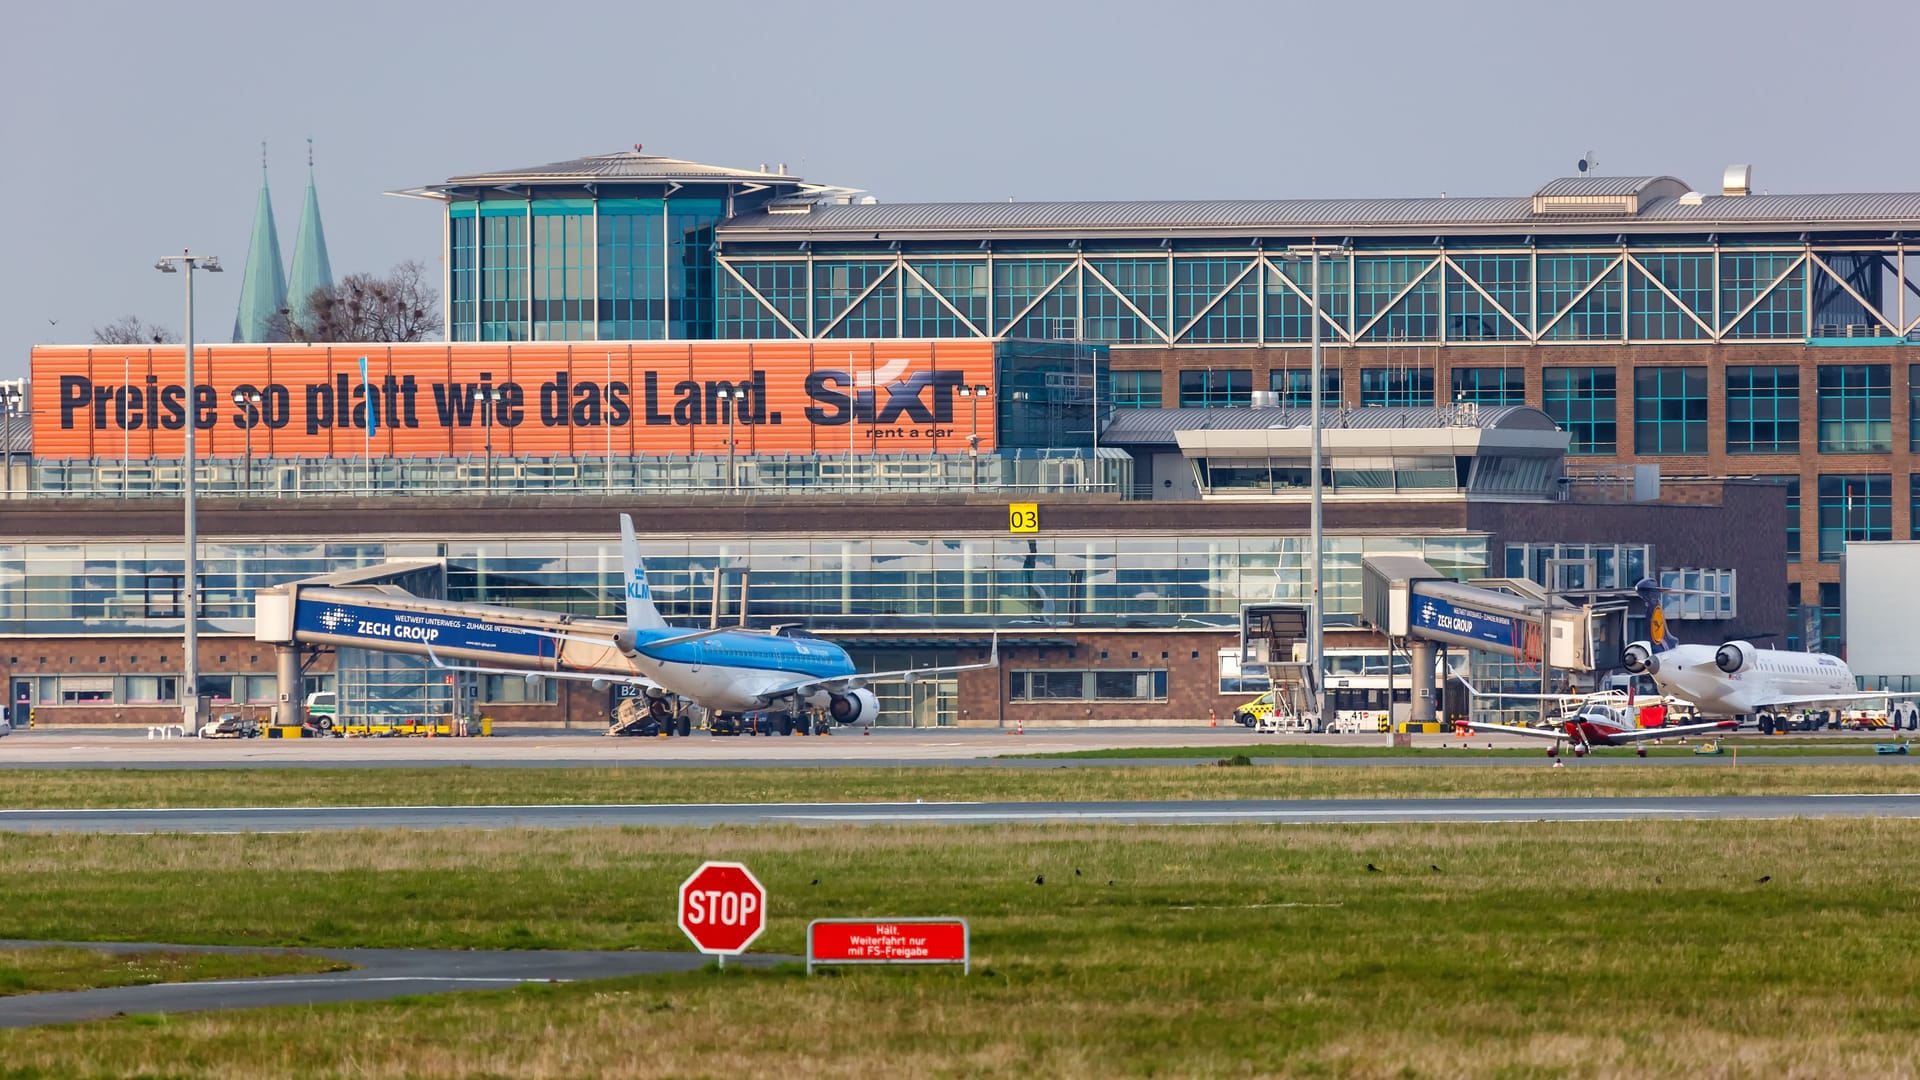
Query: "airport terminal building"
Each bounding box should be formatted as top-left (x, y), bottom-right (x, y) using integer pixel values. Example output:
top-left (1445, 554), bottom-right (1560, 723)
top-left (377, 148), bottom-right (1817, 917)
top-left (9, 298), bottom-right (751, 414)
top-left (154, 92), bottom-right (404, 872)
top-left (8, 148), bottom-right (1908, 727)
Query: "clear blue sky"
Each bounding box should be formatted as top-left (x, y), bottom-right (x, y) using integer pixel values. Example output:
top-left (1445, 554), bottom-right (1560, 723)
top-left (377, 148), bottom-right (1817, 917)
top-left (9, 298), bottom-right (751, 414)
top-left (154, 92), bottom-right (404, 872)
top-left (2, 0), bottom-right (1914, 378)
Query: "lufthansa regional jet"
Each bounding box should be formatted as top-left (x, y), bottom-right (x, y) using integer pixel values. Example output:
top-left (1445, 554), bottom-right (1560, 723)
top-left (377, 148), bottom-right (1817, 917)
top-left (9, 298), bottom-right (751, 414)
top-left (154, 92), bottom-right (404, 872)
top-left (432, 514), bottom-right (996, 732)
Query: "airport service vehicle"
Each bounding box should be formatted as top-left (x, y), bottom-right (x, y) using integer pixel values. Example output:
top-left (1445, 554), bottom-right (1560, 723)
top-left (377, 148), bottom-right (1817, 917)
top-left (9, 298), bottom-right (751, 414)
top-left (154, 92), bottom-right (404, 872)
top-left (438, 514), bottom-right (996, 732)
top-left (304, 691), bottom-right (337, 730)
top-left (1235, 649), bottom-right (1469, 733)
top-left (0, 714), bottom-right (10, 737)
top-left (1464, 700), bottom-right (1736, 757)
top-left (198, 714), bottom-right (261, 739)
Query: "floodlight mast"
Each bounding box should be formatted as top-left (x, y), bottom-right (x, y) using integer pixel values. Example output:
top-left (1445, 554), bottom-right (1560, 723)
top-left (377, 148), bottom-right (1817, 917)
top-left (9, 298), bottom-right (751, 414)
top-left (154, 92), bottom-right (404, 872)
top-left (154, 251), bottom-right (222, 734)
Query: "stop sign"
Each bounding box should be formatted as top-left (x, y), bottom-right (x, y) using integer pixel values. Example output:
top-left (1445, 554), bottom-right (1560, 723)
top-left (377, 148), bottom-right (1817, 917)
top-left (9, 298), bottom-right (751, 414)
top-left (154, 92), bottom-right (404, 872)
top-left (677, 861), bottom-right (767, 956)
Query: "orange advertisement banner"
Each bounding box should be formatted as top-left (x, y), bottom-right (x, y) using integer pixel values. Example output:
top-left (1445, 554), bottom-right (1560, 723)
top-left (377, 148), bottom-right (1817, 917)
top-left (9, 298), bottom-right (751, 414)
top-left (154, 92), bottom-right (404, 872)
top-left (28, 341), bottom-right (997, 460)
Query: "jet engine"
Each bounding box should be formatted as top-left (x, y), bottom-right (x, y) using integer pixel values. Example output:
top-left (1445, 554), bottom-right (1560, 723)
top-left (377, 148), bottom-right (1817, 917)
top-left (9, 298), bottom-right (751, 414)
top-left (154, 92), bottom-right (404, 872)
top-left (1622, 641), bottom-right (1659, 675)
top-left (826, 688), bottom-right (880, 725)
top-left (1715, 640), bottom-right (1757, 675)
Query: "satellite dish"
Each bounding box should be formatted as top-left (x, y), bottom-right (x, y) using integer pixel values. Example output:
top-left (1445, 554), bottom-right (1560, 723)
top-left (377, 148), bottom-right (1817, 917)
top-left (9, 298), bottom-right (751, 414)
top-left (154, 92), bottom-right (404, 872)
top-left (1577, 159), bottom-right (1589, 173)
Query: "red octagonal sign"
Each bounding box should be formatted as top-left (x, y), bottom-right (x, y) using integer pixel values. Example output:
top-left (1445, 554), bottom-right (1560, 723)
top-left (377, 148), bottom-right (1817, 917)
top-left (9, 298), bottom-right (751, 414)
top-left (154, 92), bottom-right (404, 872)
top-left (678, 861), bottom-right (767, 956)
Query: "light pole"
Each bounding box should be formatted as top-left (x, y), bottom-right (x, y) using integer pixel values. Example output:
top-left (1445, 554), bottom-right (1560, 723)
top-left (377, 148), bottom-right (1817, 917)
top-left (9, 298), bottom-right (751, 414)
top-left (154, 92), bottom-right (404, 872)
top-left (1285, 242), bottom-right (1340, 710)
top-left (958, 383), bottom-right (990, 490)
top-left (0, 383), bottom-right (21, 499)
top-left (231, 389), bottom-right (261, 495)
top-left (155, 251), bottom-right (222, 734)
top-left (723, 386), bottom-right (747, 492)
top-left (482, 388), bottom-right (504, 492)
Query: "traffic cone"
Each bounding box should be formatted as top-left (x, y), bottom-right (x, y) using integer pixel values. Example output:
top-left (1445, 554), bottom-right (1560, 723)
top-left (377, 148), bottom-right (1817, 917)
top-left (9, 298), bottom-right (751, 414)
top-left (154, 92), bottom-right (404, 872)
top-left (863, 725), bottom-right (870, 736)
top-left (1210, 709), bottom-right (1218, 728)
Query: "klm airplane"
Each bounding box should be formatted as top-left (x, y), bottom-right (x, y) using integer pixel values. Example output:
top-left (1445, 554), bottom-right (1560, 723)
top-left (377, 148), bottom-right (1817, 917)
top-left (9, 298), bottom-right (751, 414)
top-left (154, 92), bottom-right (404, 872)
top-left (436, 514), bottom-right (996, 733)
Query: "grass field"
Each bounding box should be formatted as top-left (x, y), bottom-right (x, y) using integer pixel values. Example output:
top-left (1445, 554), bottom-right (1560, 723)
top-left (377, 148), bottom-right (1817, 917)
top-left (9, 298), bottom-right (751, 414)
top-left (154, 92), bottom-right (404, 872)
top-left (2, 760), bottom-right (1920, 812)
top-left (1013, 737), bottom-right (1893, 759)
top-left (3, 821), bottom-right (1920, 1077)
top-left (0, 947), bottom-right (347, 996)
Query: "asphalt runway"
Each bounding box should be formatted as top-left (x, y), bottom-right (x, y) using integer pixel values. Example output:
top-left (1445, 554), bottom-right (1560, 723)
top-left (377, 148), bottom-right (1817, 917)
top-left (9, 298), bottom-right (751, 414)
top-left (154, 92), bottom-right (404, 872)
top-left (2, 727), bottom-right (1904, 769)
top-left (0, 940), bottom-right (781, 1028)
top-left (6, 793), bottom-right (1920, 833)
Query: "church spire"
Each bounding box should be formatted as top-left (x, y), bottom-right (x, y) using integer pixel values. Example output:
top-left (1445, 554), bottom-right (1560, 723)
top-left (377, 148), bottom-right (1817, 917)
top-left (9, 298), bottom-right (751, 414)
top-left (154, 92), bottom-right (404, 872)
top-left (232, 141), bottom-right (288, 342)
top-left (285, 137), bottom-right (334, 332)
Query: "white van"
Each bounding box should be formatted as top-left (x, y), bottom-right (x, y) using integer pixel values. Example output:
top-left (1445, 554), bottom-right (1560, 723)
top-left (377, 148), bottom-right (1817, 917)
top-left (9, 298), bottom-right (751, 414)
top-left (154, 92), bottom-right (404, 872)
top-left (303, 691), bottom-right (337, 729)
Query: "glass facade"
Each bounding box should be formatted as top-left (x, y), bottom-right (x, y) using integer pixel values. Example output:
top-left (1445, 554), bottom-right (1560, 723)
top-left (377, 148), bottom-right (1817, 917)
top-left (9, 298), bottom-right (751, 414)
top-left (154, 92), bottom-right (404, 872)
top-left (1270, 368), bottom-right (1342, 408)
top-left (1112, 370), bottom-right (1163, 409)
top-left (1816, 365), bottom-right (1891, 453)
top-left (1359, 367), bottom-right (1434, 406)
top-left (1179, 369), bottom-right (1252, 408)
top-left (1541, 367), bottom-right (1616, 455)
top-left (1633, 367), bottom-right (1708, 454)
top-left (445, 174), bottom-right (1884, 349)
top-left (1817, 473), bottom-right (1891, 561)
top-left (1449, 367), bottom-right (1525, 405)
top-left (0, 533), bottom-right (1490, 636)
top-left (1725, 366), bottom-right (1800, 454)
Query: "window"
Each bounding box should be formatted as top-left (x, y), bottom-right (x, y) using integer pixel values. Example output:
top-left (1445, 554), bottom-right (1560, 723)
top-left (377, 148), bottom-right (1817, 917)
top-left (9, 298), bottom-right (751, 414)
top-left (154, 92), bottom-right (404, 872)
top-left (1359, 367), bottom-right (1434, 407)
top-left (1817, 473), bottom-right (1891, 561)
top-left (1787, 583), bottom-right (1801, 651)
top-left (125, 675), bottom-right (178, 704)
top-left (1633, 367), bottom-right (1707, 454)
top-left (1817, 365), bottom-right (1891, 453)
top-left (1762, 476), bottom-right (1801, 562)
top-left (1818, 581), bottom-right (1842, 654)
top-left (481, 675), bottom-right (560, 703)
top-left (57, 676), bottom-right (114, 704)
top-left (1658, 569), bottom-right (1737, 620)
top-left (1009, 670), bottom-right (1167, 701)
top-left (1218, 650), bottom-right (1271, 694)
top-left (1270, 368), bottom-right (1342, 408)
top-left (1542, 367), bottom-right (1617, 455)
top-left (1449, 367), bottom-right (1525, 406)
top-left (200, 675), bottom-right (235, 703)
top-left (1111, 371), bottom-right (1163, 409)
top-left (1179, 369), bottom-right (1252, 408)
top-left (1725, 367), bottom-right (1799, 454)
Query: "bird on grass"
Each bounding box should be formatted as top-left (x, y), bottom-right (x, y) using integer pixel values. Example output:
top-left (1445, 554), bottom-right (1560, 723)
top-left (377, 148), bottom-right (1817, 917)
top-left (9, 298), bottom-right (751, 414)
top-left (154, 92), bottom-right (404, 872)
top-left (810, 878), bottom-right (819, 886)
top-left (1107, 880), bottom-right (1114, 887)
top-left (1034, 874), bottom-right (1045, 886)
top-left (1757, 875), bottom-right (1771, 884)
top-left (1430, 864), bottom-right (1442, 873)
top-left (1366, 863), bottom-right (1381, 873)
top-left (1655, 876), bottom-right (1663, 885)
top-left (1074, 868), bottom-right (1081, 877)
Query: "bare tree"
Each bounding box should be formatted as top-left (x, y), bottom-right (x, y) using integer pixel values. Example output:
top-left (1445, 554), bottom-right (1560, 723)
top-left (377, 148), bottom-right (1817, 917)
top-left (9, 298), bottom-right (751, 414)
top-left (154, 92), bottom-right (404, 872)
top-left (92, 315), bottom-right (179, 345)
top-left (283, 260), bottom-right (441, 343)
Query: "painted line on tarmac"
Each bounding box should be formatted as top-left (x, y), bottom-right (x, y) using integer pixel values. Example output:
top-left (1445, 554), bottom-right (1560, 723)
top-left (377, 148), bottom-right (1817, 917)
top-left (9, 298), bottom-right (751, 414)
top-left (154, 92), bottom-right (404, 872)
top-left (168, 976), bottom-right (541, 988)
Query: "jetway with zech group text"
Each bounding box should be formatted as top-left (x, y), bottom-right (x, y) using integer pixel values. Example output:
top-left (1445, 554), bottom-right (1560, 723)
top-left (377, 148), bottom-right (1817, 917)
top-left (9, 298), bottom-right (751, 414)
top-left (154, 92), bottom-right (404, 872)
top-left (253, 562), bottom-right (628, 726)
top-left (1362, 555), bottom-right (1618, 726)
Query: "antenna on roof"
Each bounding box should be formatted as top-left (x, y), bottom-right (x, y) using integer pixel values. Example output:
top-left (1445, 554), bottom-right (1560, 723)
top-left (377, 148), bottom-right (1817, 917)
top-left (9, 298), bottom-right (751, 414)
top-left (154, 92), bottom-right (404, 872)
top-left (633, 142), bottom-right (644, 153)
top-left (1577, 150), bottom-right (1599, 175)
top-left (307, 136), bottom-right (313, 169)
top-left (261, 140), bottom-right (268, 174)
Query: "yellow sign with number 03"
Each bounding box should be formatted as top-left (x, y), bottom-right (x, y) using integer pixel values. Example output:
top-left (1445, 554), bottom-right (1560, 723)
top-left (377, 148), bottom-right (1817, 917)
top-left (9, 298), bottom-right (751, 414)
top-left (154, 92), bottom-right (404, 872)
top-left (1008, 503), bottom-right (1039, 533)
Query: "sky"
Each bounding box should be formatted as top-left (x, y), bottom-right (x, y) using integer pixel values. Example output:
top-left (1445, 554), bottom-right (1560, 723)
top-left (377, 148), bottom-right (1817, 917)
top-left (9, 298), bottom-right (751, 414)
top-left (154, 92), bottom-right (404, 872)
top-left (2, 0), bottom-right (1915, 379)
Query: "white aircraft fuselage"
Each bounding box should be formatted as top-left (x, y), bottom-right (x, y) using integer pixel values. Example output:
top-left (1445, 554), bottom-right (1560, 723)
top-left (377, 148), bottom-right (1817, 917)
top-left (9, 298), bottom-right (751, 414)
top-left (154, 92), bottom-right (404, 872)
top-left (1623, 638), bottom-right (1865, 718)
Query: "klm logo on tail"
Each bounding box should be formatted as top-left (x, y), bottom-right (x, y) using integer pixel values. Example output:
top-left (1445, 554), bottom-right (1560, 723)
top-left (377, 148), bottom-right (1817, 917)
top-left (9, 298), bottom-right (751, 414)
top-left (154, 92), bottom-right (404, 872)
top-left (620, 513), bottom-right (668, 631)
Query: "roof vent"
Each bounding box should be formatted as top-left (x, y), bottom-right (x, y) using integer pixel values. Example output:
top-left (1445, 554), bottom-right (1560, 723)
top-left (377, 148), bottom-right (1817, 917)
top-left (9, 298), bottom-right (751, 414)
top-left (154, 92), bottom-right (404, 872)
top-left (1678, 191), bottom-right (1706, 206)
top-left (858, 195), bottom-right (879, 204)
top-left (1722, 164), bottom-right (1752, 197)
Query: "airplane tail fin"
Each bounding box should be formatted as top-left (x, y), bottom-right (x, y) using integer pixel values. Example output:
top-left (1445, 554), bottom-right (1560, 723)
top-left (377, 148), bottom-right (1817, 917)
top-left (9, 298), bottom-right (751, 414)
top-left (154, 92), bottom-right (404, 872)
top-left (1633, 578), bottom-right (1680, 649)
top-left (620, 514), bottom-right (668, 631)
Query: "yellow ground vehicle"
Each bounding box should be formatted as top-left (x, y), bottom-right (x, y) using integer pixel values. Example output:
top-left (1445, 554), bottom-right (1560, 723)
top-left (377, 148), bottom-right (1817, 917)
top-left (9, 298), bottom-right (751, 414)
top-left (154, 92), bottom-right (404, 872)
top-left (1232, 692), bottom-right (1277, 728)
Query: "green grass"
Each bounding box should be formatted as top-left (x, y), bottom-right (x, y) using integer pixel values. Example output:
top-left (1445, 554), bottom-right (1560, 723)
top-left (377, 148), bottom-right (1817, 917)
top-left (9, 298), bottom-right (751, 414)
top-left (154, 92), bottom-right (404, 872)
top-left (2, 760), bottom-right (1919, 813)
top-left (1009, 738), bottom-right (1887, 759)
top-left (0, 947), bottom-right (348, 996)
top-left (3, 822), bottom-right (1920, 1077)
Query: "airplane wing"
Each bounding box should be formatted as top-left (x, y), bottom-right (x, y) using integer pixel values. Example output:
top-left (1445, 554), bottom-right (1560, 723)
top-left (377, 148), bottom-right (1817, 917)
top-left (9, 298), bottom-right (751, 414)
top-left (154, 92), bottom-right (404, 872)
top-left (1463, 721), bottom-right (1566, 742)
top-left (424, 645), bottom-right (665, 693)
top-left (1750, 690), bottom-right (1909, 709)
top-left (1597, 719), bottom-right (1737, 744)
top-left (753, 635), bottom-right (1001, 703)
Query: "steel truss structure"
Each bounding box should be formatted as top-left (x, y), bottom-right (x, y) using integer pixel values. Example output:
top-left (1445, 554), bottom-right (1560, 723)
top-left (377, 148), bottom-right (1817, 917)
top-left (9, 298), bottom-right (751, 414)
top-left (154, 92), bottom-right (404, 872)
top-left (711, 245), bottom-right (1920, 347)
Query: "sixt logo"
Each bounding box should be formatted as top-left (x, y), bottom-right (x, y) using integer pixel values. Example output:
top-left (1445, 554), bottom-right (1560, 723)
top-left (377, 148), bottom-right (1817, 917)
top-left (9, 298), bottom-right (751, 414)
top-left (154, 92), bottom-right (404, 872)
top-left (804, 358), bottom-right (965, 427)
top-left (318, 607), bottom-right (354, 631)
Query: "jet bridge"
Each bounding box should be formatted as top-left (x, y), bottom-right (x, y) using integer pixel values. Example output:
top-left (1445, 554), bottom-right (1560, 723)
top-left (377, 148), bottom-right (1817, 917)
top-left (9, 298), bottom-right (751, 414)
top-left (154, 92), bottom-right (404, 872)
top-left (1362, 555), bottom-right (1615, 726)
top-left (253, 562), bottom-right (622, 726)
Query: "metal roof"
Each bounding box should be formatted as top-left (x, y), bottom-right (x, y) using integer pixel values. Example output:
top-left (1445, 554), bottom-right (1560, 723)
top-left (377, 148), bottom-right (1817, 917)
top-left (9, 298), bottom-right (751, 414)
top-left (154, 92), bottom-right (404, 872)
top-left (1, 421), bottom-right (27, 455)
top-left (1534, 175), bottom-right (1682, 198)
top-left (720, 183), bottom-right (1920, 239)
top-left (1101, 405), bottom-right (1558, 445)
top-left (443, 151), bottom-right (806, 186)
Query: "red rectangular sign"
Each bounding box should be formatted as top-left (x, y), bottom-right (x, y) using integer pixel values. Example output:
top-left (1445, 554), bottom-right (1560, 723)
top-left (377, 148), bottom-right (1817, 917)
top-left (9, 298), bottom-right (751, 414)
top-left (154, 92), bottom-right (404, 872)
top-left (807, 919), bottom-right (969, 973)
